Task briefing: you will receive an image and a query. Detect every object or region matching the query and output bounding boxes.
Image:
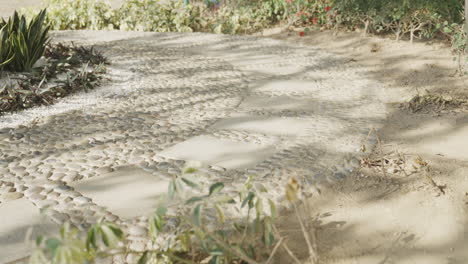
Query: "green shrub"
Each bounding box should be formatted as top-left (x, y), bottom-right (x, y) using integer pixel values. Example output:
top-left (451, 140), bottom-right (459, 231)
top-left (333, 0), bottom-right (463, 41)
top-left (23, 0), bottom-right (467, 49)
top-left (31, 170), bottom-right (282, 264)
top-left (0, 9), bottom-right (50, 72)
top-left (41, 0), bottom-right (117, 30)
top-left (117, 0), bottom-right (194, 32)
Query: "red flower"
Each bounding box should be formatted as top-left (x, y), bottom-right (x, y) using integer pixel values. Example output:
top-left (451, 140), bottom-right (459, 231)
top-left (325, 6), bottom-right (331, 12)
top-left (311, 17), bottom-right (318, 24)
top-left (299, 31), bottom-right (305, 37)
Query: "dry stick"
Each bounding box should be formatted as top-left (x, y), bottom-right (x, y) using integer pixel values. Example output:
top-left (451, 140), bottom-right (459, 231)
top-left (371, 128), bottom-right (387, 178)
top-left (293, 203), bottom-right (317, 263)
top-left (265, 237), bottom-right (285, 264)
top-left (205, 232), bottom-right (259, 264)
top-left (422, 166), bottom-right (446, 195)
top-left (272, 226), bottom-right (302, 264)
top-left (395, 146), bottom-right (409, 177)
top-left (190, 224), bottom-right (259, 264)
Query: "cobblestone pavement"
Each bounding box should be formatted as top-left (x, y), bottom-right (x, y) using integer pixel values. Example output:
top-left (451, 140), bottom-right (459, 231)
top-left (0, 31), bottom-right (388, 263)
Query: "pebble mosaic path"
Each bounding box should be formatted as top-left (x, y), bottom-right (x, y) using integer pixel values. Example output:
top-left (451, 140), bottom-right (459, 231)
top-left (0, 31), bottom-right (387, 263)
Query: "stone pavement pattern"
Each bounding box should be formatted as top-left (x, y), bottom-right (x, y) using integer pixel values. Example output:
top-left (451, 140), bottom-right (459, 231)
top-left (0, 31), bottom-right (387, 263)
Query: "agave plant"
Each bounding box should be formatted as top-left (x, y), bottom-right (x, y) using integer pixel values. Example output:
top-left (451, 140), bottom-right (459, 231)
top-left (0, 9), bottom-right (50, 72)
top-left (0, 24), bottom-right (16, 68)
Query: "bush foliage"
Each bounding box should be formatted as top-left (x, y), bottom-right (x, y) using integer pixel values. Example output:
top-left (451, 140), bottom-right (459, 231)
top-left (20, 0), bottom-right (463, 41)
top-left (25, 0), bottom-right (466, 47)
top-left (31, 169), bottom-right (288, 264)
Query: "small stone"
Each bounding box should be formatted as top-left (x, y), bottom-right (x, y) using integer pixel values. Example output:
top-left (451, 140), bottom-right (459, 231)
top-left (29, 193), bottom-right (46, 201)
top-left (24, 186), bottom-right (44, 197)
top-left (105, 214), bottom-right (118, 222)
top-left (51, 212), bottom-right (70, 223)
top-left (210, 165), bottom-right (226, 172)
top-left (83, 210), bottom-right (96, 218)
top-left (0, 186), bottom-right (15, 193)
top-left (139, 161), bottom-right (149, 167)
top-left (57, 196), bottom-right (72, 203)
top-left (50, 172), bottom-right (66, 181)
top-left (89, 155), bottom-right (102, 160)
top-left (128, 226), bottom-right (147, 237)
top-left (55, 185), bottom-right (73, 194)
top-left (96, 167), bottom-right (114, 174)
top-left (47, 192), bottom-right (60, 199)
top-left (62, 174), bottom-right (78, 182)
top-left (126, 254), bottom-right (138, 264)
top-left (74, 196), bottom-right (92, 205)
top-left (2, 192), bottom-right (23, 201)
top-left (68, 164), bottom-right (82, 170)
top-left (129, 241), bottom-right (146, 252)
top-left (43, 182), bottom-right (60, 190)
top-left (14, 184), bottom-right (26, 192)
top-left (35, 199), bottom-right (58, 209)
top-left (158, 162), bottom-right (169, 169)
top-left (71, 215), bottom-right (84, 224)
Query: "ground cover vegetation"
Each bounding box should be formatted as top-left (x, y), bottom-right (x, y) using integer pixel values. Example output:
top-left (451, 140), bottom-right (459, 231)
top-left (0, 10), bottom-right (108, 115)
top-left (27, 0), bottom-right (467, 55)
top-left (31, 169), bottom-right (316, 264)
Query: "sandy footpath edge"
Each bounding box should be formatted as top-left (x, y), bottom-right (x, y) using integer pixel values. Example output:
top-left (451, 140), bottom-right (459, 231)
top-left (267, 28), bottom-right (468, 263)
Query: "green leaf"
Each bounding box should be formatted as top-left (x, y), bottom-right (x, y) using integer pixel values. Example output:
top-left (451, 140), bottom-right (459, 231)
top-left (193, 204), bottom-right (202, 226)
top-left (241, 192), bottom-right (255, 208)
top-left (268, 199), bottom-right (277, 219)
top-left (86, 227), bottom-right (97, 251)
top-left (35, 235), bottom-right (43, 247)
top-left (209, 182), bottom-right (224, 196)
top-left (209, 249), bottom-right (224, 256)
top-left (255, 197), bottom-right (263, 218)
top-left (107, 224), bottom-right (124, 239)
top-left (263, 217), bottom-right (274, 247)
top-left (168, 180), bottom-right (176, 199)
top-left (208, 255), bottom-right (221, 264)
top-left (100, 224), bottom-right (123, 248)
top-left (156, 206), bottom-right (167, 217)
top-left (184, 167), bottom-right (197, 174)
top-left (186, 196), bottom-right (204, 204)
top-left (181, 177), bottom-right (198, 188)
top-left (234, 222), bottom-right (246, 233)
top-left (215, 204), bottom-right (225, 223)
top-left (137, 251), bottom-right (149, 264)
top-left (45, 238), bottom-right (61, 254)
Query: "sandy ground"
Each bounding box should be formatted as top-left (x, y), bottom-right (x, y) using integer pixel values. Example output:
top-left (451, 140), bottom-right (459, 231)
top-left (265, 29), bottom-right (468, 263)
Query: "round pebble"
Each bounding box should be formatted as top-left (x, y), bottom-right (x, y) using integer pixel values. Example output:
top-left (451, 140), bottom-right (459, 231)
top-left (128, 226), bottom-right (147, 237)
top-left (2, 192), bottom-right (24, 201)
top-left (74, 196), bottom-right (92, 205)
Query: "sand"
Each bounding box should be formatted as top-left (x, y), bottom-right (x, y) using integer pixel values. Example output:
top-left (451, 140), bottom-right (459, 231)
top-left (267, 28), bottom-right (468, 263)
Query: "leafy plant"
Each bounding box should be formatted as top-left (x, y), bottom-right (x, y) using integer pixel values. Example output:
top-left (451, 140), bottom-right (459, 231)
top-left (0, 9), bottom-right (50, 72)
top-left (39, 0), bottom-right (117, 30)
top-left (31, 221), bottom-right (123, 264)
top-left (0, 43), bottom-right (108, 115)
top-left (30, 168), bottom-right (287, 264)
top-left (118, 0), bottom-right (195, 32)
top-left (0, 26), bottom-right (15, 67)
top-left (440, 21), bottom-right (467, 75)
